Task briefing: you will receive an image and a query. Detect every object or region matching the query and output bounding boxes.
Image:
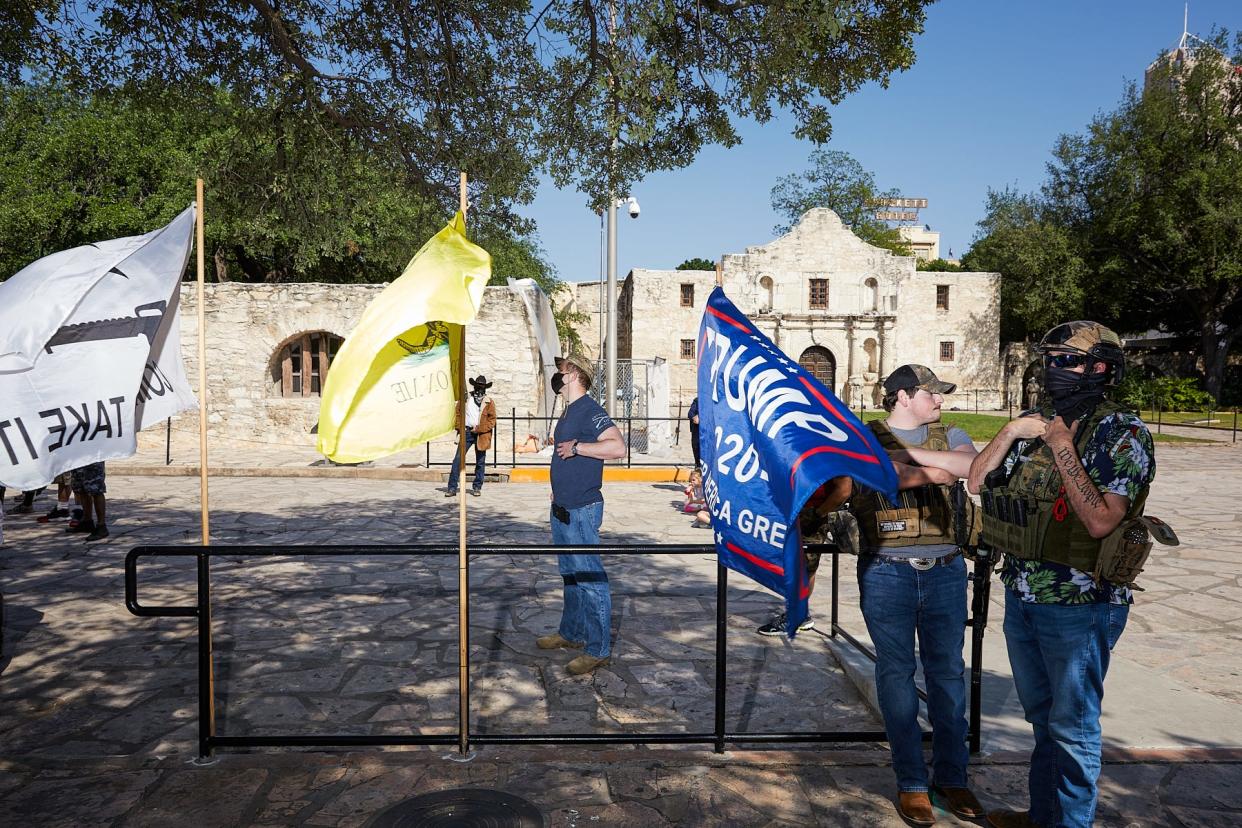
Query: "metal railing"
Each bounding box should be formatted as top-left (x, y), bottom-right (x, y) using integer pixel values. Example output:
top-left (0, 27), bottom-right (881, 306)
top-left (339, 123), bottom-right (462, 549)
top-left (124, 542), bottom-right (991, 758)
top-left (426, 412), bottom-right (691, 469)
top-left (828, 548), bottom-right (999, 754)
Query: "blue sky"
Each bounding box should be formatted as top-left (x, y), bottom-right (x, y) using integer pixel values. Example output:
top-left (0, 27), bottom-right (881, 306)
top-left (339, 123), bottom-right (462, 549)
top-left (517, 0), bottom-right (1239, 282)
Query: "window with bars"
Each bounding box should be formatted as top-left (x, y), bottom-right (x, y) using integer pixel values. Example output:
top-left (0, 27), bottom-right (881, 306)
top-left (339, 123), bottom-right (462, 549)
top-left (275, 332), bottom-right (343, 397)
top-left (680, 338), bottom-right (695, 359)
top-left (936, 284), bottom-right (950, 310)
top-left (809, 278), bottom-right (829, 309)
top-left (939, 341), bottom-right (955, 362)
top-left (680, 283), bottom-right (695, 307)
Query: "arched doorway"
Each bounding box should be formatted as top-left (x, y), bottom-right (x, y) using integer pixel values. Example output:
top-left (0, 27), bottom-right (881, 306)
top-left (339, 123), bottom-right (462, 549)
top-left (799, 346), bottom-right (837, 394)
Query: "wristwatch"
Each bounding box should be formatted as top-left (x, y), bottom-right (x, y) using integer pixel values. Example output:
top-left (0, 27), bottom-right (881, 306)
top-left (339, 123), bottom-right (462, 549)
top-left (571, 440), bottom-right (579, 456)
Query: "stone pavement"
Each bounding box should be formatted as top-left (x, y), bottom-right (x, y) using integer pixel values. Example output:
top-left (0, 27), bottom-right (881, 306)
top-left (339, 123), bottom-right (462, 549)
top-left (2, 448), bottom-right (1242, 826)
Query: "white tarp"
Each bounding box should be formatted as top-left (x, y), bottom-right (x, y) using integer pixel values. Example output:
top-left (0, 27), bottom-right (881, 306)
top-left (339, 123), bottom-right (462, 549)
top-left (507, 278), bottom-right (561, 428)
top-left (0, 207), bottom-right (198, 489)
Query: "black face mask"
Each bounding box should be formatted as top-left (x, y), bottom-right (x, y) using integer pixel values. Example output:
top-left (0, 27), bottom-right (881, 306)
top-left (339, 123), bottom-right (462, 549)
top-left (1043, 364), bottom-right (1109, 424)
top-left (551, 372), bottom-right (565, 395)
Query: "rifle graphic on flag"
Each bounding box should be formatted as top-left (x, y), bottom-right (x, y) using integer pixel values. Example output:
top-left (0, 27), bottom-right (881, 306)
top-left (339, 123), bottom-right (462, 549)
top-left (697, 286), bottom-right (898, 636)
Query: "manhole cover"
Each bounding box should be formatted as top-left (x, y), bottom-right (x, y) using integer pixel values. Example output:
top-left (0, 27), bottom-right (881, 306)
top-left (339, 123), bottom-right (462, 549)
top-left (366, 788), bottom-right (545, 827)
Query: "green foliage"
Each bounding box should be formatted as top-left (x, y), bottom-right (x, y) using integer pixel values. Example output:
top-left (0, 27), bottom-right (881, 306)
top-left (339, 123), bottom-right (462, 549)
top-left (0, 83), bottom-right (558, 289)
top-left (1116, 375), bottom-right (1216, 412)
top-left (770, 149), bottom-right (911, 254)
top-left (7, 1), bottom-right (934, 211)
top-left (961, 188), bottom-right (1087, 343)
top-left (916, 258), bottom-right (964, 272)
top-left (1043, 31), bottom-right (1242, 399)
top-left (676, 257), bottom-right (716, 271)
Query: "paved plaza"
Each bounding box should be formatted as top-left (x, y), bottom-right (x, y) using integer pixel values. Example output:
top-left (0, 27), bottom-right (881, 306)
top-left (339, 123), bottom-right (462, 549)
top-left (2, 444), bottom-right (1242, 825)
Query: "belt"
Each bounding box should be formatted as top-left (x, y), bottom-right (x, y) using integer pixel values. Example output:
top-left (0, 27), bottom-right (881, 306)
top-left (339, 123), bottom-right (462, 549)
top-left (870, 549), bottom-right (962, 570)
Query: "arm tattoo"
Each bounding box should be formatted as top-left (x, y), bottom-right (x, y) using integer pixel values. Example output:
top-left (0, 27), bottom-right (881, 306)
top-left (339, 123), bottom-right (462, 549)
top-left (1055, 446), bottom-right (1104, 509)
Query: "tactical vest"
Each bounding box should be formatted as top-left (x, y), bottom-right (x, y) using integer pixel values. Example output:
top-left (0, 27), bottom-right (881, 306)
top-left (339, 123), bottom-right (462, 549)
top-left (980, 401), bottom-right (1148, 572)
top-left (852, 420), bottom-right (957, 550)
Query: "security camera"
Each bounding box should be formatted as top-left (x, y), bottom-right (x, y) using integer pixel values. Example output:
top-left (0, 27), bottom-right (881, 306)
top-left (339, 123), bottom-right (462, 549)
top-left (626, 196), bottom-right (640, 219)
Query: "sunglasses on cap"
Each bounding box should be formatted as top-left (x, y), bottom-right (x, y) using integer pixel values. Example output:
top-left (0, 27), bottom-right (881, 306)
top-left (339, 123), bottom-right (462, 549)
top-left (1044, 353), bottom-right (1089, 369)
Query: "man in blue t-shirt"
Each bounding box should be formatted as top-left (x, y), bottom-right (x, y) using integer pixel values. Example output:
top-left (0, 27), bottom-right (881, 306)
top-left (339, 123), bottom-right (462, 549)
top-left (536, 352), bottom-right (626, 676)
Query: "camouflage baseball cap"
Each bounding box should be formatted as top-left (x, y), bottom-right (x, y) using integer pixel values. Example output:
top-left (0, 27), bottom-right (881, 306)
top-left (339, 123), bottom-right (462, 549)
top-left (882, 364), bottom-right (956, 395)
top-left (555, 352), bottom-right (595, 386)
top-left (1038, 320), bottom-right (1123, 357)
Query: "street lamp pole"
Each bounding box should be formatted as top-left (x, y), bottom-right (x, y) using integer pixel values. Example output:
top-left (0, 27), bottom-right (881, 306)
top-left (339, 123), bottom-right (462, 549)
top-left (606, 196), bottom-right (618, 417)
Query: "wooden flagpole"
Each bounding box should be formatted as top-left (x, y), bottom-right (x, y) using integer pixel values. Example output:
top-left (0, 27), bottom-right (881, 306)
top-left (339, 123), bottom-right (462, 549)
top-left (715, 258), bottom-right (724, 287)
top-left (457, 171), bottom-right (471, 755)
top-left (196, 179), bottom-right (210, 546)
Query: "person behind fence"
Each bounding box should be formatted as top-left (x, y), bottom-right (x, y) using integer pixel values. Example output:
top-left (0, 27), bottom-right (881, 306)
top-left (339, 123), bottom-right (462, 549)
top-left (687, 396), bottom-right (701, 467)
top-left (68, 461), bottom-right (110, 542)
top-left (967, 322), bottom-right (1160, 828)
top-left (446, 374), bottom-right (497, 497)
top-left (536, 352), bottom-right (626, 676)
top-left (845, 364), bottom-right (984, 827)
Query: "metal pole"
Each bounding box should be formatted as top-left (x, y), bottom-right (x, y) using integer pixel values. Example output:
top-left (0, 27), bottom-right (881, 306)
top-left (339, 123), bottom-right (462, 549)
top-left (714, 563), bottom-right (728, 753)
top-left (1233, 408), bottom-right (1237, 443)
top-left (456, 172), bottom-right (471, 756)
top-left (625, 417), bottom-right (632, 468)
top-left (197, 552), bottom-right (215, 758)
top-left (830, 548), bottom-right (840, 637)
top-left (606, 197), bottom-right (618, 418)
top-left (194, 179), bottom-right (210, 546)
top-left (165, 418), bottom-right (172, 466)
top-left (512, 407), bottom-right (517, 466)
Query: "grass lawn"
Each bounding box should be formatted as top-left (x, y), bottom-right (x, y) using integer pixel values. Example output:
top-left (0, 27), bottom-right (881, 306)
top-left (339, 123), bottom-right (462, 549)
top-left (858, 410), bottom-right (1215, 444)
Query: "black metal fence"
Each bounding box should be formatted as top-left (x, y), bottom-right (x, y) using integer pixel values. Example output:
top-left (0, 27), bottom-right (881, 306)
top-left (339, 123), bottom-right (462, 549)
top-left (427, 412), bottom-right (691, 468)
top-left (124, 542), bottom-right (993, 758)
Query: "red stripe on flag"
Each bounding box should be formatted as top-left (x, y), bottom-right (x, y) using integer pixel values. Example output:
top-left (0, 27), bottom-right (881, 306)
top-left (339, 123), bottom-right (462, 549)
top-left (726, 541), bottom-right (784, 576)
top-left (789, 444), bottom-right (880, 488)
top-left (798, 376), bottom-right (873, 448)
top-left (708, 305), bottom-right (751, 333)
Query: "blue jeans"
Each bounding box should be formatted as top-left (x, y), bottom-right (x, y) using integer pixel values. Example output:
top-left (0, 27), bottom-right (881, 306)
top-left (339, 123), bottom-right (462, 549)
top-left (550, 501), bottom-right (611, 658)
top-left (1004, 590), bottom-right (1128, 828)
top-left (858, 554), bottom-right (969, 792)
top-left (447, 429), bottom-right (486, 492)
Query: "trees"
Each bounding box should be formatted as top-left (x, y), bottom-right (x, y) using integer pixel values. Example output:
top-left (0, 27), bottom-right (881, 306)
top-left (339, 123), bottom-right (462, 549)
top-left (0, 84), bottom-right (556, 287)
top-left (961, 189), bottom-right (1087, 344)
top-left (676, 257), bottom-right (716, 271)
top-left (966, 32), bottom-right (1242, 398)
top-left (770, 149), bottom-right (910, 253)
top-left (7, 1), bottom-right (933, 214)
top-left (1045, 33), bottom-right (1242, 399)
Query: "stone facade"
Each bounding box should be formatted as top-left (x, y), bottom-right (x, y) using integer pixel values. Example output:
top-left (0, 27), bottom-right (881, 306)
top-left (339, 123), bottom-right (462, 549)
top-left (160, 207), bottom-right (1003, 447)
top-left (612, 209), bottom-right (1002, 410)
top-left (173, 283), bottom-right (543, 445)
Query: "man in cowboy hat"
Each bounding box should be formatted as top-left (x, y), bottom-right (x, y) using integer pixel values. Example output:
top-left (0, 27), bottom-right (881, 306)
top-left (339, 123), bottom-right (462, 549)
top-left (447, 374), bottom-right (497, 497)
top-left (537, 352), bottom-right (626, 675)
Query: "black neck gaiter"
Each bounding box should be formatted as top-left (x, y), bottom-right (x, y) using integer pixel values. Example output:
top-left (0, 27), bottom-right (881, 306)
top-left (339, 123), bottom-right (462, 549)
top-left (1043, 366), bottom-right (1109, 424)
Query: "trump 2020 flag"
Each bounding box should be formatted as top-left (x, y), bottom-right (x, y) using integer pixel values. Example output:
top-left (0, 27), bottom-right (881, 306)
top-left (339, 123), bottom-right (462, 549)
top-left (698, 286), bottom-right (898, 636)
top-left (317, 212), bottom-right (490, 463)
top-left (0, 207), bottom-right (198, 490)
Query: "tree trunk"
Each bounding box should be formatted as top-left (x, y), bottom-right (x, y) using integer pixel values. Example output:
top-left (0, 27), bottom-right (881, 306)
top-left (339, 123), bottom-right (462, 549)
top-left (213, 247), bottom-right (230, 282)
top-left (1199, 318), bottom-right (1235, 403)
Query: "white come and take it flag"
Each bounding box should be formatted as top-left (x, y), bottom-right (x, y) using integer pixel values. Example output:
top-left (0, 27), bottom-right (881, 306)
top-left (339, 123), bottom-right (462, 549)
top-left (0, 207), bottom-right (198, 489)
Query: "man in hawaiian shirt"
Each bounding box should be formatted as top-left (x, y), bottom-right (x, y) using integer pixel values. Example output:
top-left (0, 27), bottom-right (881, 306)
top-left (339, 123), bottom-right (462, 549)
top-left (968, 321), bottom-right (1155, 828)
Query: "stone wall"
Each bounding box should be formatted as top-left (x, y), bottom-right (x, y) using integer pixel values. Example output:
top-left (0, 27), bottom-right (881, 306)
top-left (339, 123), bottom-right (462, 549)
top-left (172, 283), bottom-right (544, 446)
top-left (616, 208), bottom-right (1003, 411)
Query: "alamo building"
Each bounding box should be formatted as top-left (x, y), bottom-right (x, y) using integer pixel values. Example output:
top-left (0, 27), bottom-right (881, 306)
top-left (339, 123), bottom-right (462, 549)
top-left (168, 208), bottom-right (1002, 445)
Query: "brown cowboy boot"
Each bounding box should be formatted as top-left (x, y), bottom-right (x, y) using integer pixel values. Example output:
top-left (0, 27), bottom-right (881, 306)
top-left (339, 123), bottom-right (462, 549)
top-left (897, 791), bottom-right (936, 826)
top-left (932, 785), bottom-right (985, 819)
top-left (535, 633), bottom-right (583, 650)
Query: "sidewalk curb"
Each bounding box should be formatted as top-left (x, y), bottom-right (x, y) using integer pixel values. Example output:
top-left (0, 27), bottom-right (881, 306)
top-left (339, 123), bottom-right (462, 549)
top-left (111, 465), bottom-right (690, 483)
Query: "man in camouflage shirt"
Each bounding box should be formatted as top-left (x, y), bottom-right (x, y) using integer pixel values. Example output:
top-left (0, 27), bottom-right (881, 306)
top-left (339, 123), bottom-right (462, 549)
top-left (968, 322), bottom-right (1155, 828)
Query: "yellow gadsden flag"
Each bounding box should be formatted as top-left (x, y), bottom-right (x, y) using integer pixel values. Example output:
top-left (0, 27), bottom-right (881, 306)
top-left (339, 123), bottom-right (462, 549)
top-left (316, 213), bottom-right (490, 463)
